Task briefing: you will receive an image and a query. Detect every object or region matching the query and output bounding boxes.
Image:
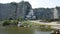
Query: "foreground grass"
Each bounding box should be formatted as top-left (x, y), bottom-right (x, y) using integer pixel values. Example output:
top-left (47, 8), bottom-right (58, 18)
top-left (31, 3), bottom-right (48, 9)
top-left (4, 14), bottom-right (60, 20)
top-left (21, 20), bottom-right (54, 31)
top-left (2, 20), bottom-right (54, 31)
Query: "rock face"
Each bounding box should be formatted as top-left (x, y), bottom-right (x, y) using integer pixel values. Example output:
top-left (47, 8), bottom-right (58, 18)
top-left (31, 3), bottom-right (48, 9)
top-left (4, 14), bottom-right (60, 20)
top-left (53, 8), bottom-right (58, 19)
top-left (0, 1), bottom-right (32, 20)
top-left (17, 1), bottom-right (32, 19)
top-left (33, 8), bottom-right (53, 20)
top-left (0, 3), bottom-right (17, 20)
top-left (33, 7), bottom-right (60, 20)
top-left (0, 1), bottom-right (60, 20)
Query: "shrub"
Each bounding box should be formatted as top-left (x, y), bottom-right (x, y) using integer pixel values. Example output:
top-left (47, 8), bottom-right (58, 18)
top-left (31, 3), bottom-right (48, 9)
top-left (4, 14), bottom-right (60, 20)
top-left (20, 20), bottom-right (34, 27)
top-left (18, 17), bottom-right (24, 21)
top-left (22, 21), bottom-right (30, 26)
top-left (3, 20), bottom-right (18, 26)
top-left (3, 20), bottom-right (10, 26)
top-left (12, 20), bottom-right (18, 25)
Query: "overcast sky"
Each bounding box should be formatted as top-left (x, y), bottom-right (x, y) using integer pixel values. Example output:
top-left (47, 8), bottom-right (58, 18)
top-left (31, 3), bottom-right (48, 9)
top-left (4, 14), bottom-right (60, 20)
top-left (0, 0), bottom-right (60, 8)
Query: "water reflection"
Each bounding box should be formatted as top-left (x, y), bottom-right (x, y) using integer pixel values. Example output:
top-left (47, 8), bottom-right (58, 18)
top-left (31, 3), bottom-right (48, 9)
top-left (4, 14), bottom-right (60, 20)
top-left (0, 26), bottom-right (51, 34)
top-left (34, 29), bottom-right (51, 34)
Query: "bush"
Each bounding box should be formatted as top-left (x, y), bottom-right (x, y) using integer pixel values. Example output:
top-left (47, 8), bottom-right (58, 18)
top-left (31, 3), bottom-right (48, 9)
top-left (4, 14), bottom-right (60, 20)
top-left (3, 20), bottom-right (18, 26)
top-left (12, 20), bottom-right (18, 25)
top-left (20, 20), bottom-right (34, 27)
top-left (3, 20), bottom-right (10, 26)
top-left (18, 17), bottom-right (24, 21)
top-left (22, 21), bottom-right (30, 26)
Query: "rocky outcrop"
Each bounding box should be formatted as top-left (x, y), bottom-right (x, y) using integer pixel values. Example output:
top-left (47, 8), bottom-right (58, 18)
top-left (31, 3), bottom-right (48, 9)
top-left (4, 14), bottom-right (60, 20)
top-left (0, 1), bottom-right (60, 20)
top-left (33, 7), bottom-right (60, 20)
top-left (0, 1), bottom-right (32, 20)
top-left (0, 3), bottom-right (17, 20)
top-left (33, 8), bottom-right (53, 19)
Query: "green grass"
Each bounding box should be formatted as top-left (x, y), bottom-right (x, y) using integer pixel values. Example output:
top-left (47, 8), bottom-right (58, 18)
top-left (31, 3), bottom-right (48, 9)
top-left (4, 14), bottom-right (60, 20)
top-left (2, 20), bottom-right (53, 31)
top-left (2, 20), bottom-right (18, 26)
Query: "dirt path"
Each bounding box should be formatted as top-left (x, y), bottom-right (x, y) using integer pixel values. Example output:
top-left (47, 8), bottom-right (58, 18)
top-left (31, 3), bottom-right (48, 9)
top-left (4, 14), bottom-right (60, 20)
top-left (30, 20), bottom-right (60, 29)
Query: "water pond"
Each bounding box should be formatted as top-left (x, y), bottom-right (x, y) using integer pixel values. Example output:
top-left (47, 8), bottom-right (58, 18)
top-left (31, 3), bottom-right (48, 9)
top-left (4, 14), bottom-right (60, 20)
top-left (0, 26), bottom-right (51, 34)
